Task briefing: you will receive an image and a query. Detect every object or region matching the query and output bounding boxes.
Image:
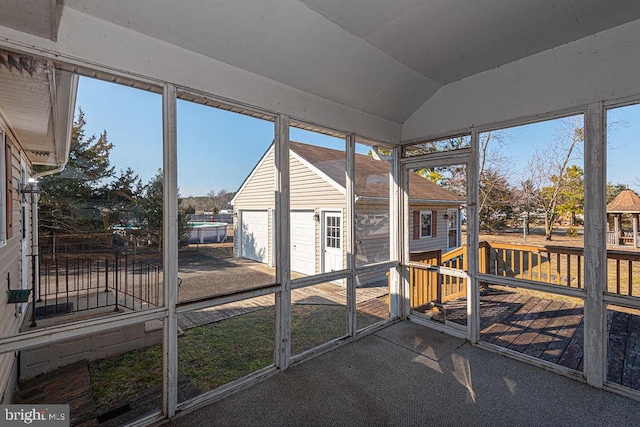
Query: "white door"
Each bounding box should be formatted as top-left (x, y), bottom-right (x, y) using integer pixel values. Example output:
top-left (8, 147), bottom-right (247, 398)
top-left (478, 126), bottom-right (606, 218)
top-left (291, 210), bottom-right (316, 275)
top-left (322, 211), bottom-right (343, 273)
top-left (239, 210), bottom-right (269, 263)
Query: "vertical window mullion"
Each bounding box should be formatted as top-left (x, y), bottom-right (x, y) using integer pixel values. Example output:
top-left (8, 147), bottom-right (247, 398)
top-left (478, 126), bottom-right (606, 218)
top-left (584, 103), bottom-right (607, 388)
top-left (346, 134), bottom-right (356, 336)
top-left (162, 83), bottom-right (179, 418)
top-left (275, 114), bottom-right (291, 370)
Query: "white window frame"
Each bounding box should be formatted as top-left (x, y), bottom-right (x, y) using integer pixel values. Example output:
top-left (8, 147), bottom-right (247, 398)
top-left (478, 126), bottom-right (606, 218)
top-left (419, 210), bottom-right (432, 238)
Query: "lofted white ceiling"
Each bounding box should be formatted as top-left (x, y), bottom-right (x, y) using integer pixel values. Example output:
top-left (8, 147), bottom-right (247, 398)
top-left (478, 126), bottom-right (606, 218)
top-left (0, 0), bottom-right (59, 41)
top-left (53, 1), bottom-right (640, 123)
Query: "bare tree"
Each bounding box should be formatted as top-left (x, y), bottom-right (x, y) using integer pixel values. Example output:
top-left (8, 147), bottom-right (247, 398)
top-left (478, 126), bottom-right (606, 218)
top-left (206, 189), bottom-right (235, 212)
top-left (523, 116), bottom-right (584, 240)
top-left (477, 131), bottom-right (517, 229)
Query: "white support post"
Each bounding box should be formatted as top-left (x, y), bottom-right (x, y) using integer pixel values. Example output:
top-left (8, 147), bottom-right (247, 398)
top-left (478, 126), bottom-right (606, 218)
top-left (388, 146), bottom-right (403, 319)
top-left (584, 102), bottom-right (607, 388)
top-left (400, 159), bottom-right (411, 319)
top-left (31, 194), bottom-right (39, 302)
top-left (467, 128), bottom-right (480, 344)
top-left (162, 83), bottom-right (179, 417)
top-left (345, 134), bottom-right (356, 335)
top-left (274, 115), bottom-right (291, 370)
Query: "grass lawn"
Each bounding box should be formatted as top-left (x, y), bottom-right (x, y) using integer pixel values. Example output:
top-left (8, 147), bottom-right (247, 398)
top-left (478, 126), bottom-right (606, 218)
top-left (89, 302), bottom-right (383, 408)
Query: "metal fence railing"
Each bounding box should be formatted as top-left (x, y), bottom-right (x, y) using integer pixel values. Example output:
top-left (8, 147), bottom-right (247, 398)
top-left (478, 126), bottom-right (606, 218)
top-left (34, 250), bottom-right (163, 323)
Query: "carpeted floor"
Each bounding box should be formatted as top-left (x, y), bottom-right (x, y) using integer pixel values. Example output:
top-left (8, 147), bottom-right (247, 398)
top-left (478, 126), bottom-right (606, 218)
top-left (165, 321), bottom-right (640, 427)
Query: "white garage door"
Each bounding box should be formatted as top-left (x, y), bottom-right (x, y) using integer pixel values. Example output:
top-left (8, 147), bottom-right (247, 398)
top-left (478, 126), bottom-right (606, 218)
top-left (291, 210), bottom-right (316, 275)
top-left (239, 210), bottom-right (269, 263)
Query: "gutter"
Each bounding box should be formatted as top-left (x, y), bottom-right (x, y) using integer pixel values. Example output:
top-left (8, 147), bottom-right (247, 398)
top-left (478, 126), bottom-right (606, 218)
top-left (33, 162), bottom-right (67, 179)
top-left (34, 69), bottom-right (78, 179)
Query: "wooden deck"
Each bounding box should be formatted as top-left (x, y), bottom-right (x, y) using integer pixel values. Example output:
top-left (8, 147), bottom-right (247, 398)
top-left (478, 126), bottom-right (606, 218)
top-left (416, 286), bottom-right (640, 391)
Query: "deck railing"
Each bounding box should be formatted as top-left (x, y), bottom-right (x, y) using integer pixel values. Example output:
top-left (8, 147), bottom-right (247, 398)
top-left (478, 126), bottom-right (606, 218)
top-left (483, 242), bottom-right (584, 288)
top-left (407, 241), bottom-right (640, 309)
top-left (35, 250), bottom-right (163, 322)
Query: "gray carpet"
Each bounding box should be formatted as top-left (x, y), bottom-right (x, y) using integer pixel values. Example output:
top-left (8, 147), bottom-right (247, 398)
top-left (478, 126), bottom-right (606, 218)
top-left (166, 321), bottom-right (640, 426)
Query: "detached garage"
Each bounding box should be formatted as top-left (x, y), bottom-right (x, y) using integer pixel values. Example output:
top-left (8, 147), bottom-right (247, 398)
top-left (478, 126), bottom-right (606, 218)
top-left (232, 141), bottom-right (463, 282)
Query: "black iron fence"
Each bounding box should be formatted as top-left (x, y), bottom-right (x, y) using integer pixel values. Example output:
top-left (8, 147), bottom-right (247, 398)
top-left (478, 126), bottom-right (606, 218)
top-left (33, 250), bottom-right (163, 323)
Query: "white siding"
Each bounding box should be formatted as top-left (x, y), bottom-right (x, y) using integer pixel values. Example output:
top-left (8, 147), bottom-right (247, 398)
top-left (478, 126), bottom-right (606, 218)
top-left (290, 155), bottom-right (344, 209)
top-left (0, 135), bottom-right (29, 402)
top-left (233, 148), bottom-right (276, 210)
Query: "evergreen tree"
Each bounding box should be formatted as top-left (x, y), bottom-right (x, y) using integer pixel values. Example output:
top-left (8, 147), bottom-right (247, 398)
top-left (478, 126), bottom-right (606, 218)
top-left (38, 109), bottom-right (115, 234)
top-left (107, 167), bottom-right (143, 226)
top-left (138, 169), bottom-right (189, 251)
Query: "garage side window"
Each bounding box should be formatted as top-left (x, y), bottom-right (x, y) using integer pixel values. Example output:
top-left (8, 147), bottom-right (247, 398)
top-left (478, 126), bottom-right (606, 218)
top-left (420, 211), bottom-right (432, 238)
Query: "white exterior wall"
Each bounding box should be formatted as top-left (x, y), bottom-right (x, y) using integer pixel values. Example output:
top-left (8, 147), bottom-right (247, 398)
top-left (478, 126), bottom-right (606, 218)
top-left (403, 18), bottom-right (640, 141)
top-left (0, 131), bottom-right (31, 403)
top-left (233, 149), bottom-right (276, 210)
top-left (289, 162), bottom-right (344, 209)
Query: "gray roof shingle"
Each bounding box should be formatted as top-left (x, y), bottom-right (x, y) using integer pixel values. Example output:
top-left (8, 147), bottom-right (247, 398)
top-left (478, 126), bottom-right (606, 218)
top-left (290, 141), bottom-right (463, 202)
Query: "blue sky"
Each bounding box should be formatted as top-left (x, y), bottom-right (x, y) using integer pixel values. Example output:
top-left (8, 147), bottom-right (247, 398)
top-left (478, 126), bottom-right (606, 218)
top-left (77, 77), bottom-right (355, 197)
top-left (76, 77), bottom-right (640, 196)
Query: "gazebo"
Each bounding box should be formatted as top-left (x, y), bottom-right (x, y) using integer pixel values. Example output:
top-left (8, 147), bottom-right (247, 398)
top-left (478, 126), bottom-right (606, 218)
top-left (606, 189), bottom-right (640, 247)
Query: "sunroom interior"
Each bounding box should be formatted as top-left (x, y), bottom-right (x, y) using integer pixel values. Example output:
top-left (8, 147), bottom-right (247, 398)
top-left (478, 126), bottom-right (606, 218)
top-left (2, 1), bottom-right (640, 425)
